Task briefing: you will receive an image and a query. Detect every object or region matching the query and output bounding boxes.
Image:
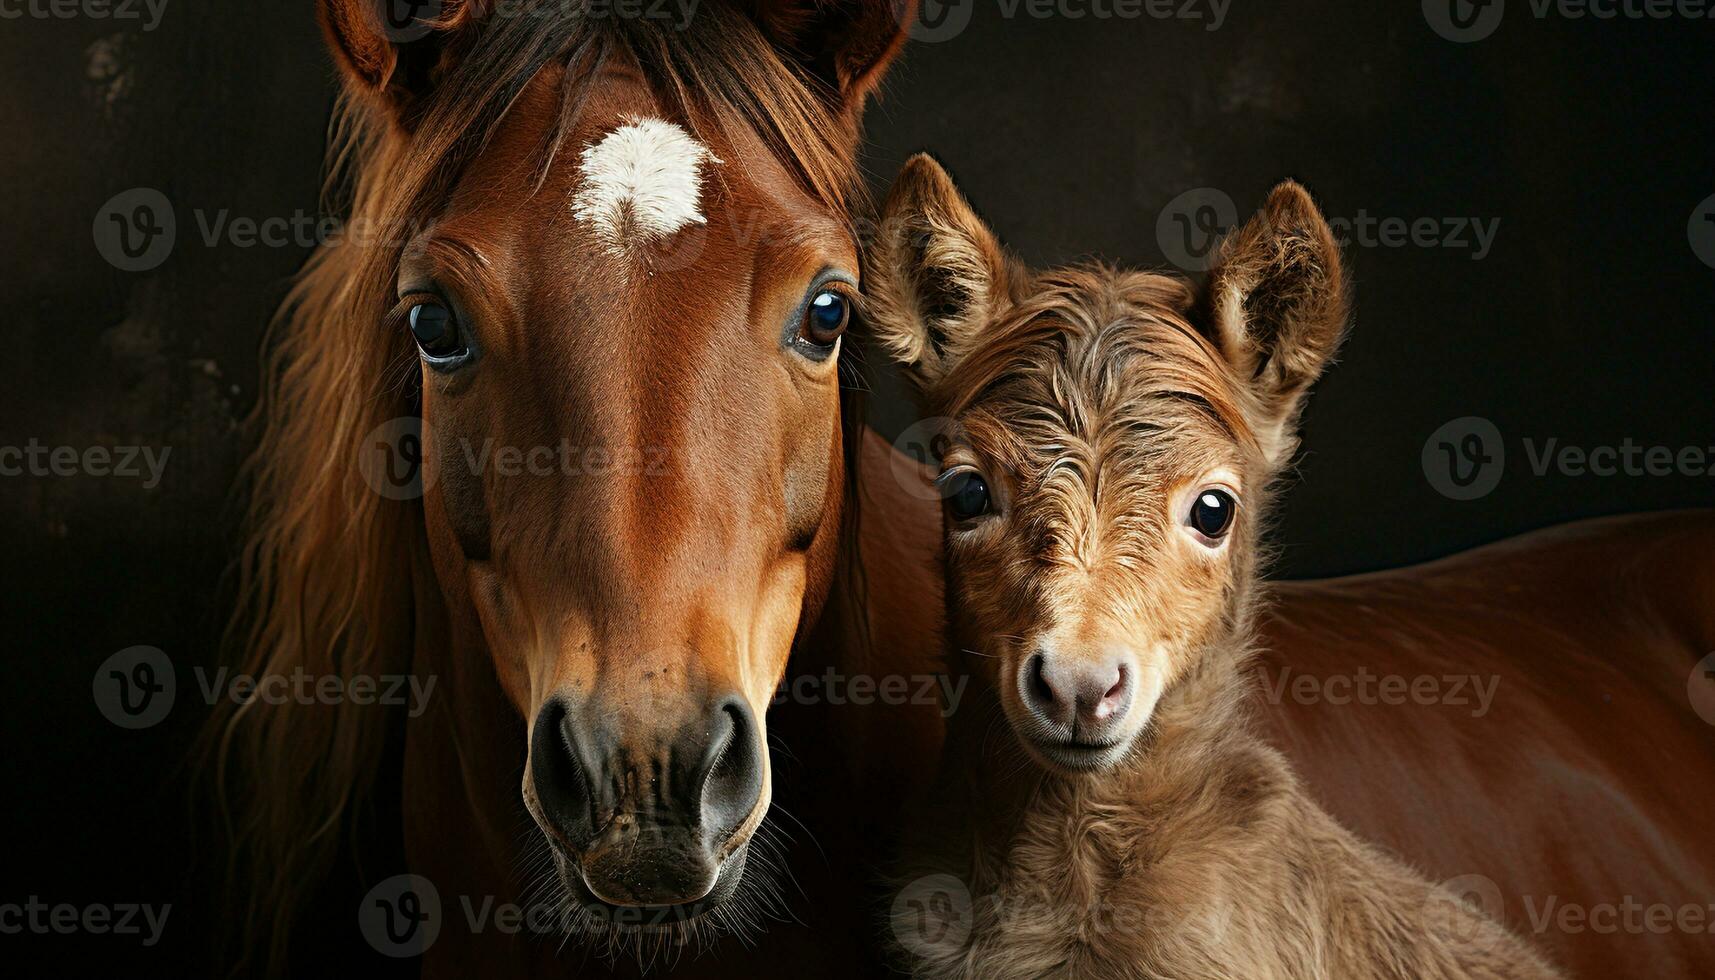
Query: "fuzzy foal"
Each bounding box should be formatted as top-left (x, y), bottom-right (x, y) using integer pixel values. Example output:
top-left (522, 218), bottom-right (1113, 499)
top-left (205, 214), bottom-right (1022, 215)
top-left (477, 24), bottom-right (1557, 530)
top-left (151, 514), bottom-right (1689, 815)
top-left (867, 155), bottom-right (1563, 979)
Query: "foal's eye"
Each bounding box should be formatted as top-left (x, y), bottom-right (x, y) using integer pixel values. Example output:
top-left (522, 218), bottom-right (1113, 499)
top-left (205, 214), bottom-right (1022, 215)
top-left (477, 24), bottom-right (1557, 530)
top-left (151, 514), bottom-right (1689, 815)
top-left (1187, 488), bottom-right (1237, 542)
top-left (798, 289), bottom-right (850, 350)
top-left (407, 300), bottom-right (465, 361)
top-left (941, 470), bottom-right (992, 522)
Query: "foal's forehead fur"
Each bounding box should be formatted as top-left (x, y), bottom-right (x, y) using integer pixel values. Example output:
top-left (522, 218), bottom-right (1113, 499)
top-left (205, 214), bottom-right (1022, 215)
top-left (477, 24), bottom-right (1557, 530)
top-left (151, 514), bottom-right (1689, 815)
top-left (945, 267), bottom-right (1261, 494)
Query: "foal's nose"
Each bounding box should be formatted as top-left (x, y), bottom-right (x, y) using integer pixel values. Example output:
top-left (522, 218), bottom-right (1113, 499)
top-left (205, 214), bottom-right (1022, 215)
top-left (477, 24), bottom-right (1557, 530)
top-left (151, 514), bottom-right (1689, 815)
top-left (529, 693), bottom-right (763, 906)
top-left (1021, 648), bottom-right (1134, 736)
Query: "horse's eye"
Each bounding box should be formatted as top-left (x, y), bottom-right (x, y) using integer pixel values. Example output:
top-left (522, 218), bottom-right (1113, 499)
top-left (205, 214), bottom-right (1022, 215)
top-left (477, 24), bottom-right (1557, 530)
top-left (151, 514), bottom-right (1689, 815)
top-left (408, 301), bottom-right (464, 360)
top-left (942, 470), bottom-right (992, 522)
top-left (799, 289), bottom-right (850, 350)
top-left (1188, 488), bottom-right (1236, 541)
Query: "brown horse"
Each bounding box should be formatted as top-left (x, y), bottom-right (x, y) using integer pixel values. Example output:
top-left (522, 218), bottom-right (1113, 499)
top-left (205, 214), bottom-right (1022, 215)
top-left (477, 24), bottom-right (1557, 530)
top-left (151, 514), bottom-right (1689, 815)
top-left (855, 158), bottom-right (1715, 974)
top-left (207, 1), bottom-right (929, 975)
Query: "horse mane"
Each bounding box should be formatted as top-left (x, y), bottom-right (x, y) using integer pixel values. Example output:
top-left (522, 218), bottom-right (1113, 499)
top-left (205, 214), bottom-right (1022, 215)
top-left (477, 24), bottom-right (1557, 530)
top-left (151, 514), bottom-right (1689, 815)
top-left (203, 7), bottom-right (871, 972)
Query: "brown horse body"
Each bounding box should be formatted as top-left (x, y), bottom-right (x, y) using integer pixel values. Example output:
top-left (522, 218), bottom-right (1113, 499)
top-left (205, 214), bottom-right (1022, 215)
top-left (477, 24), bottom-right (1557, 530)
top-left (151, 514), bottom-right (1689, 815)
top-left (1261, 509), bottom-right (1715, 977)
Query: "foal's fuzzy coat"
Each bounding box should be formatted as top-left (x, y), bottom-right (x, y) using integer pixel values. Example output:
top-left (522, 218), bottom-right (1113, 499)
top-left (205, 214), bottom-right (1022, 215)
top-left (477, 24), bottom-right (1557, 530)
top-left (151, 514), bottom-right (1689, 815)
top-left (868, 155), bottom-right (1562, 980)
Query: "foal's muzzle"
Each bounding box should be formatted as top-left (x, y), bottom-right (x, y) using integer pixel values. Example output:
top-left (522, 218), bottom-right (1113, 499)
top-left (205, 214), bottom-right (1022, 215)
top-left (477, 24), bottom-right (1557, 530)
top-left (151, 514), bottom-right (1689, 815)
top-left (529, 693), bottom-right (763, 911)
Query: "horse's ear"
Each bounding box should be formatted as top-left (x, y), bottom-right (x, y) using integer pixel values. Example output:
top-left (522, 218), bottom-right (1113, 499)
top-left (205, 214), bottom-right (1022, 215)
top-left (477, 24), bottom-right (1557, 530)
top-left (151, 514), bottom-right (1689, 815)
top-left (317, 0), bottom-right (481, 124)
top-left (1197, 180), bottom-right (1350, 466)
top-left (866, 153), bottom-right (1013, 392)
top-left (746, 0), bottom-right (918, 114)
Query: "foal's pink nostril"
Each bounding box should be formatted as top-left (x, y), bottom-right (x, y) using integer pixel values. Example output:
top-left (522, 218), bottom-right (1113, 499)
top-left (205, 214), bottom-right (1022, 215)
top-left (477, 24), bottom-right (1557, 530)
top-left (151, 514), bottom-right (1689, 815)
top-left (1093, 666), bottom-right (1128, 721)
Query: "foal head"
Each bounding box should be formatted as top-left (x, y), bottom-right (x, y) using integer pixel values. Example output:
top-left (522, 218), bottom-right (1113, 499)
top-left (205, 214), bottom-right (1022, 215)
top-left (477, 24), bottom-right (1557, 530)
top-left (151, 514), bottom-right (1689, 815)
top-left (868, 156), bottom-right (1348, 774)
top-left (255, 0), bottom-right (912, 931)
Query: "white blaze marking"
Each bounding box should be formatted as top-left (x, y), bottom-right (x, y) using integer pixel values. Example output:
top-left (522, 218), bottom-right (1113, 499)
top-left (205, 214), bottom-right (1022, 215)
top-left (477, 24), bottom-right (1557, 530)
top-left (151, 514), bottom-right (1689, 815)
top-left (570, 116), bottom-right (720, 254)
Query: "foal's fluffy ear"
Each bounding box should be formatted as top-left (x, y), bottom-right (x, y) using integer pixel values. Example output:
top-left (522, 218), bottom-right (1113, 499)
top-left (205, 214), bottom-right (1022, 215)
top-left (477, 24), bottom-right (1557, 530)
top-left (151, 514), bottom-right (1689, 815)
top-left (866, 154), bottom-right (1013, 391)
top-left (746, 0), bottom-right (918, 114)
top-left (317, 0), bottom-right (481, 125)
top-left (1198, 180), bottom-right (1350, 465)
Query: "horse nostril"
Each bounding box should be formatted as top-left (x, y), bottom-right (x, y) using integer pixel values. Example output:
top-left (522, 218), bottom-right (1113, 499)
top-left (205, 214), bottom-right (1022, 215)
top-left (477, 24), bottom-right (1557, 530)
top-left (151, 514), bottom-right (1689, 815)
top-left (1028, 651), bottom-right (1055, 706)
top-left (1094, 665), bottom-right (1130, 721)
top-left (1023, 649), bottom-right (1074, 728)
top-left (696, 697), bottom-right (763, 842)
top-left (530, 697), bottom-right (597, 850)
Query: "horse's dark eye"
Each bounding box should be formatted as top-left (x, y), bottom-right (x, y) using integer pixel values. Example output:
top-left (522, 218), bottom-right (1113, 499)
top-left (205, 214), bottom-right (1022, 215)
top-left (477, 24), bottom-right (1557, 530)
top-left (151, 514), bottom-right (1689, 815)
top-left (1188, 488), bottom-right (1236, 540)
top-left (799, 289), bottom-right (850, 349)
top-left (408, 301), bottom-right (463, 360)
top-left (943, 470), bottom-right (991, 522)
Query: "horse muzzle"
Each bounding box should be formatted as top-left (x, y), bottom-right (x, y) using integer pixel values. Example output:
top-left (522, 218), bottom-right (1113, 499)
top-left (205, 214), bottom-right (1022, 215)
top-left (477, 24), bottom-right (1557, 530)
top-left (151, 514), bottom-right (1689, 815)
top-left (527, 692), bottom-right (764, 912)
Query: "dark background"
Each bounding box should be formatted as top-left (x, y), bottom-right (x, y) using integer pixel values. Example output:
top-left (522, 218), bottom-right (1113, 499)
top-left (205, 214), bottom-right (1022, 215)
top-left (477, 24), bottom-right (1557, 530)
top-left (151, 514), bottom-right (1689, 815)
top-left (2, 1), bottom-right (1710, 975)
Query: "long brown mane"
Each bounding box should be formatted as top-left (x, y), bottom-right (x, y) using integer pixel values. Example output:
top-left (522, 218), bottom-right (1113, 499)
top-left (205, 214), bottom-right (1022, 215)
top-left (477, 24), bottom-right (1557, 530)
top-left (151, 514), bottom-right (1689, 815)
top-left (205, 7), bottom-right (874, 970)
